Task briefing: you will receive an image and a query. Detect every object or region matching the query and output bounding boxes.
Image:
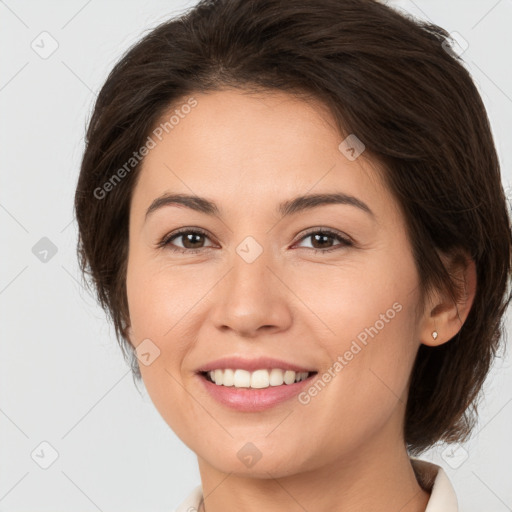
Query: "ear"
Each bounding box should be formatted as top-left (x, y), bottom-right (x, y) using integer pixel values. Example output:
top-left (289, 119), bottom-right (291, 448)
top-left (420, 251), bottom-right (477, 347)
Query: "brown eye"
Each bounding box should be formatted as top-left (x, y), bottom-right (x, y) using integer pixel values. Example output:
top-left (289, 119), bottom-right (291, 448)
top-left (177, 232), bottom-right (206, 249)
top-left (295, 229), bottom-right (353, 253)
top-left (159, 228), bottom-right (214, 253)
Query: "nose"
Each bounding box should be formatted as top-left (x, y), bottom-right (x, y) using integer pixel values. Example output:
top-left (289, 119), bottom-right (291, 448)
top-left (209, 246), bottom-right (293, 338)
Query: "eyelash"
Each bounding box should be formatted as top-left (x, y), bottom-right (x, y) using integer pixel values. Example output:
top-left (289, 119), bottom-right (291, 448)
top-left (157, 227), bottom-right (354, 254)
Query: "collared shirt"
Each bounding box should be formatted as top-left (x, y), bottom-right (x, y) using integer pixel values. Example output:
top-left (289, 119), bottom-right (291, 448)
top-left (173, 458), bottom-right (458, 511)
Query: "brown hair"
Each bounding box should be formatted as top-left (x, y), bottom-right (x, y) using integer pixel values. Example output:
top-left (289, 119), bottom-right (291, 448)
top-left (74, 0), bottom-right (512, 455)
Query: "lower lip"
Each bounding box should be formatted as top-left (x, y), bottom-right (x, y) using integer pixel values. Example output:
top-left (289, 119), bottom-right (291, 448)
top-left (197, 373), bottom-right (316, 412)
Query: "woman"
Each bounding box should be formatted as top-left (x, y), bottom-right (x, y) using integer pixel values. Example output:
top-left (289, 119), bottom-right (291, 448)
top-left (74, 0), bottom-right (512, 510)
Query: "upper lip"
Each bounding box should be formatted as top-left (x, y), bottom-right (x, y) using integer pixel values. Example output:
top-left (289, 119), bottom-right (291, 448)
top-left (196, 356), bottom-right (317, 373)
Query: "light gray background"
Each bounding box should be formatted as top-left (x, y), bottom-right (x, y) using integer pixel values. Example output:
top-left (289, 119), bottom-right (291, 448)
top-left (1, 1), bottom-right (511, 511)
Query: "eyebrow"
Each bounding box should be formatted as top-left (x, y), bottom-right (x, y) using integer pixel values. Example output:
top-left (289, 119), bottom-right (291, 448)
top-left (144, 191), bottom-right (374, 222)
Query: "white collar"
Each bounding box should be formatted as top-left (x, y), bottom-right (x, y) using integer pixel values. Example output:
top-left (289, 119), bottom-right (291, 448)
top-left (173, 458), bottom-right (458, 511)
top-left (411, 458), bottom-right (458, 511)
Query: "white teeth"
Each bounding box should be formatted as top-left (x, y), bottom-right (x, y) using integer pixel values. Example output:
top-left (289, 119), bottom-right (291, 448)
top-left (206, 369), bottom-right (311, 388)
top-left (283, 370), bottom-right (296, 385)
top-left (214, 369), bottom-right (223, 386)
top-left (269, 368), bottom-right (284, 386)
top-left (223, 368), bottom-right (234, 386)
top-left (251, 369), bottom-right (269, 389)
top-left (233, 369), bottom-right (251, 388)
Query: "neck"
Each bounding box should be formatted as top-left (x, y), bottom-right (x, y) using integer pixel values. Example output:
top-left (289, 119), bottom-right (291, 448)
top-left (196, 417), bottom-right (430, 512)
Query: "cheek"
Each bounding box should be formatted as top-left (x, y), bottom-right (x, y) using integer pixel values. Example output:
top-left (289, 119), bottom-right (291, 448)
top-left (125, 260), bottom-right (201, 445)
top-left (125, 252), bottom-right (205, 349)
top-left (125, 255), bottom-right (190, 392)
top-left (290, 250), bottom-right (418, 359)
top-left (292, 250), bottom-right (420, 429)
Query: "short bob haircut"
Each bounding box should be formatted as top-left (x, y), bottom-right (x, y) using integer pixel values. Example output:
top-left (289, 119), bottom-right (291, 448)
top-left (74, 0), bottom-right (512, 456)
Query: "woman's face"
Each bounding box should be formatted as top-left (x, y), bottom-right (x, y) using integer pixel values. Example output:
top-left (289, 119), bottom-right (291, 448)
top-left (126, 89), bottom-right (427, 477)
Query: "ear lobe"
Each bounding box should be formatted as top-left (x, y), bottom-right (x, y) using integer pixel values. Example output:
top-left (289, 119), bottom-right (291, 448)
top-left (420, 252), bottom-right (477, 347)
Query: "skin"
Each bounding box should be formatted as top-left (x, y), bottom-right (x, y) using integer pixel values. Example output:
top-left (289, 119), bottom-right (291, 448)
top-left (125, 88), bottom-right (476, 512)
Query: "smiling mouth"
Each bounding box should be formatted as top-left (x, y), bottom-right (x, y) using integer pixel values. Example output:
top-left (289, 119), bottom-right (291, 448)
top-left (200, 368), bottom-right (318, 389)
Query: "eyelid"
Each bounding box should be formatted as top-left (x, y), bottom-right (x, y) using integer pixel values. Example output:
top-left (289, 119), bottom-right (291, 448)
top-left (293, 227), bottom-right (353, 247)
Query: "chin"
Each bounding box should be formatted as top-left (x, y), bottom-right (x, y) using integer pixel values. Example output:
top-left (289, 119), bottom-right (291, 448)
top-left (196, 437), bottom-right (316, 478)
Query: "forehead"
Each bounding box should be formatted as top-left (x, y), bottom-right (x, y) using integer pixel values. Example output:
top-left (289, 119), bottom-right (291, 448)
top-left (131, 88), bottom-right (394, 221)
